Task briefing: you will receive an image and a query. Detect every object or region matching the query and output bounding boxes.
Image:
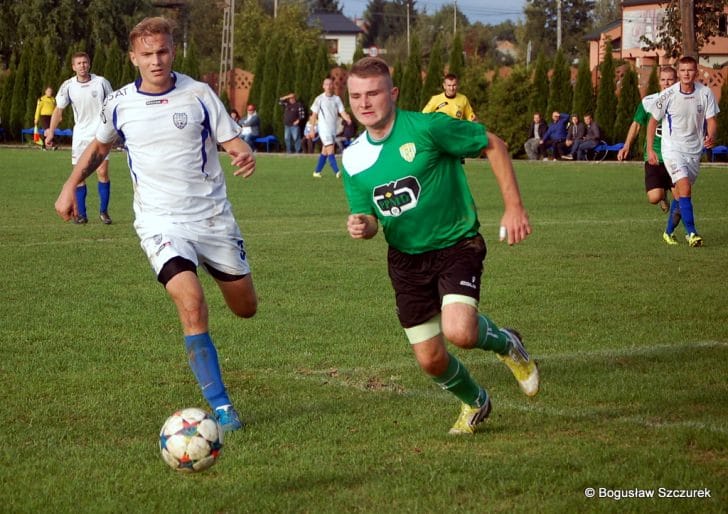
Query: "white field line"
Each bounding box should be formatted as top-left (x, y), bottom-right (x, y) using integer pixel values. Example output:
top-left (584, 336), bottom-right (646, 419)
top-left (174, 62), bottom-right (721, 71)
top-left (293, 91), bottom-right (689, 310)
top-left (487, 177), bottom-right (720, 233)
top-left (287, 340), bottom-right (728, 435)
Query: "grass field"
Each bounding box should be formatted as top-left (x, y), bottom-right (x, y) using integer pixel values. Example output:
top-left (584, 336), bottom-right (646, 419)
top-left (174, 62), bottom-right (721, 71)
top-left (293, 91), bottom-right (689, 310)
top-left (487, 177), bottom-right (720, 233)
top-left (0, 146), bottom-right (726, 513)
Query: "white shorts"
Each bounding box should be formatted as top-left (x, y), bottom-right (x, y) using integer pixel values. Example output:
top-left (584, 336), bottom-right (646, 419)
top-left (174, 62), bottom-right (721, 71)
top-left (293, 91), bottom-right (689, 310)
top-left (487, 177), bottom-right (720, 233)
top-left (135, 205), bottom-right (251, 278)
top-left (71, 135), bottom-right (110, 166)
top-left (319, 129), bottom-right (336, 146)
top-left (662, 151), bottom-right (701, 185)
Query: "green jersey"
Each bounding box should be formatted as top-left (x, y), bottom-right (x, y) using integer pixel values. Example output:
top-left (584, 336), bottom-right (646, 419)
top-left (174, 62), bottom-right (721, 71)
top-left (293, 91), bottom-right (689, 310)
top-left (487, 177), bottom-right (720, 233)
top-left (634, 93), bottom-right (663, 162)
top-left (342, 109), bottom-right (489, 254)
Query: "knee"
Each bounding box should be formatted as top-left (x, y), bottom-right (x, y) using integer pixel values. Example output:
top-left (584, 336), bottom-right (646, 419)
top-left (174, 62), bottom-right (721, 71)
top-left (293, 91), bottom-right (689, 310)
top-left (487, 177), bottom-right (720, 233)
top-left (230, 295), bottom-right (258, 319)
top-left (443, 324), bottom-right (478, 349)
top-left (416, 348), bottom-right (449, 376)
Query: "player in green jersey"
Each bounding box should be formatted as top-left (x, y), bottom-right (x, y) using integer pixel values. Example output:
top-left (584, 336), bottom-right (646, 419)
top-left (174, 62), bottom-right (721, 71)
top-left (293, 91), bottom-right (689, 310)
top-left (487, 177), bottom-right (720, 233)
top-left (341, 57), bottom-right (539, 435)
top-left (617, 66), bottom-right (682, 244)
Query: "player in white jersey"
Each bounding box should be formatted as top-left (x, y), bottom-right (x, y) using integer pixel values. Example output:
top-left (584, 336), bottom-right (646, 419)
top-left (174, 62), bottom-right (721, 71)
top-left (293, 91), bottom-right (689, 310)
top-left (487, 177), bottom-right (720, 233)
top-left (310, 77), bottom-right (351, 178)
top-left (47, 52), bottom-right (114, 225)
top-left (54, 17), bottom-right (257, 432)
top-left (647, 56), bottom-right (719, 247)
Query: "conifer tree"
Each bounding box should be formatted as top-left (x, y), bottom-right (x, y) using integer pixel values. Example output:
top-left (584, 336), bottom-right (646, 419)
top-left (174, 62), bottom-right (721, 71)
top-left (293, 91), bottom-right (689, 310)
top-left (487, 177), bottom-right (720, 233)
top-left (546, 48), bottom-right (571, 115)
top-left (421, 35), bottom-right (444, 108)
top-left (0, 56), bottom-right (16, 137)
top-left (352, 44), bottom-right (365, 63)
top-left (400, 35), bottom-right (422, 111)
top-left (259, 37), bottom-right (283, 136)
top-left (294, 42), bottom-right (316, 112)
top-left (484, 66), bottom-right (531, 156)
top-left (614, 65), bottom-right (641, 145)
top-left (528, 52), bottom-right (549, 116)
top-left (309, 42), bottom-right (332, 110)
top-left (646, 65), bottom-right (660, 96)
top-left (572, 56), bottom-right (594, 116)
top-left (248, 46), bottom-right (267, 113)
top-left (448, 33), bottom-right (464, 78)
top-left (94, 45), bottom-right (108, 85)
top-left (9, 44), bottom-right (31, 137)
top-left (275, 41), bottom-right (296, 137)
top-left (716, 78), bottom-right (728, 146)
top-left (392, 60), bottom-right (403, 90)
top-left (104, 40), bottom-right (123, 89)
top-left (595, 40), bottom-right (617, 142)
top-left (42, 38), bottom-right (61, 93)
top-left (26, 38), bottom-right (46, 129)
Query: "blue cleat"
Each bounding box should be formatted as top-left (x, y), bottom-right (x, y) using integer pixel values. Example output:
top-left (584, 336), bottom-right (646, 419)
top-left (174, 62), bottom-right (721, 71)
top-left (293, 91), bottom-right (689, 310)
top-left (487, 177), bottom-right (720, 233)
top-left (215, 405), bottom-right (244, 432)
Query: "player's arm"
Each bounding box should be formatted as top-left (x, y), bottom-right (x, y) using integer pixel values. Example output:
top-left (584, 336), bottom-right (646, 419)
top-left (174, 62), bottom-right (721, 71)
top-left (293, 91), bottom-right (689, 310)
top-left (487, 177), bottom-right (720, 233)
top-left (55, 139), bottom-right (113, 221)
top-left (481, 132), bottom-right (531, 245)
top-left (45, 107), bottom-right (64, 146)
top-left (646, 117), bottom-right (659, 165)
top-left (704, 117), bottom-right (718, 149)
top-left (220, 137), bottom-right (256, 178)
top-left (347, 214), bottom-right (378, 240)
top-left (617, 121), bottom-right (641, 161)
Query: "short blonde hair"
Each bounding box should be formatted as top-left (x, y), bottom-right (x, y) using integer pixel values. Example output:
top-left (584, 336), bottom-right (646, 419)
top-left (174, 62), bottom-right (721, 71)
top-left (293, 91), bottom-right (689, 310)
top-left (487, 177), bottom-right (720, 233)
top-left (129, 17), bottom-right (175, 47)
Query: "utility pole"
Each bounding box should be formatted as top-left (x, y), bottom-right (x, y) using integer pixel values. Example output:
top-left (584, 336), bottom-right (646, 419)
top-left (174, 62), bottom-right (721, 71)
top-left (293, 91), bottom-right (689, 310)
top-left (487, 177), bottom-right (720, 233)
top-left (406, 0), bottom-right (411, 56)
top-left (454, 0), bottom-right (457, 35)
top-left (680, 0), bottom-right (696, 59)
top-left (556, 0), bottom-right (562, 50)
top-left (219, 0), bottom-right (234, 96)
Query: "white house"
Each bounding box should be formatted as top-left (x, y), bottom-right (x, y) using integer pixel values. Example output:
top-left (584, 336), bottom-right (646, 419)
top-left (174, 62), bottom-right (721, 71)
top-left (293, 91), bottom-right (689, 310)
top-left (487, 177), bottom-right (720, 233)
top-left (308, 11), bottom-right (363, 65)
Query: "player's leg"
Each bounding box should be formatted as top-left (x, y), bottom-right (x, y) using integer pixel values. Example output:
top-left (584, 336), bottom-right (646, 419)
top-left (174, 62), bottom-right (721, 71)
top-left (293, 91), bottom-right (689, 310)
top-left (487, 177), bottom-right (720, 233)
top-left (665, 155), bottom-right (701, 246)
top-left (323, 144), bottom-right (340, 176)
top-left (74, 181), bottom-right (89, 224)
top-left (95, 160), bottom-right (112, 224)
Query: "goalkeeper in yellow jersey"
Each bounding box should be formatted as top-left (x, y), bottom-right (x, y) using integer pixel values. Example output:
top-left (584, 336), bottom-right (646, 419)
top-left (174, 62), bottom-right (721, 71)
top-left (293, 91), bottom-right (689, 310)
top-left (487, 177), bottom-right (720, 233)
top-left (422, 73), bottom-right (477, 121)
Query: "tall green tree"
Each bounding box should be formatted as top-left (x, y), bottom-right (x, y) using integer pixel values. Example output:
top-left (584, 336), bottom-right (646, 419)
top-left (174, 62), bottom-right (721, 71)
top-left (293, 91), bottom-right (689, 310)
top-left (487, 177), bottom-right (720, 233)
top-left (104, 40), bottom-right (124, 89)
top-left (421, 34), bottom-right (444, 108)
top-left (448, 33), bottom-right (464, 79)
top-left (26, 38), bottom-right (46, 128)
top-left (613, 65), bottom-right (641, 144)
top-left (400, 35), bottom-right (423, 111)
top-left (716, 77), bottom-right (728, 145)
top-left (546, 48), bottom-right (571, 115)
top-left (646, 65), bottom-right (660, 96)
top-left (258, 37), bottom-right (283, 136)
top-left (521, 0), bottom-right (593, 61)
top-left (484, 66), bottom-right (532, 156)
top-left (595, 40), bottom-right (617, 142)
top-left (528, 51), bottom-right (549, 116)
top-left (9, 43), bottom-right (31, 136)
top-left (572, 56), bottom-right (594, 116)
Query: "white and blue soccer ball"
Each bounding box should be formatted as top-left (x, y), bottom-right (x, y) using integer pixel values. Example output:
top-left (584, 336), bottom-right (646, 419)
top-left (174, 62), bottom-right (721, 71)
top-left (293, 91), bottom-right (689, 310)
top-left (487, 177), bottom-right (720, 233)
top-left (159, 408), bottom-right (223, 472)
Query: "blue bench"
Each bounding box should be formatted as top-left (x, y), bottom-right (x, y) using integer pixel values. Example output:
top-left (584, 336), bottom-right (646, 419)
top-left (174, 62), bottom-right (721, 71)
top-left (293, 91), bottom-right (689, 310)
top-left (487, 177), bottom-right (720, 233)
top-left (21, 127), bottom-right (73, 142)
top-left (711, 145), bottom-right (728, 162)
top-left (254, 135), bottom-right (279, 152)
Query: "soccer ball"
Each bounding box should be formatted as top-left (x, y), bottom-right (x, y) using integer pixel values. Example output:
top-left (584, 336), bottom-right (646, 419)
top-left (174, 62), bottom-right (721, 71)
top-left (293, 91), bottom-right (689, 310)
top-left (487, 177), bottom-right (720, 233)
top-left (159, 408), bottom-right (223, 472)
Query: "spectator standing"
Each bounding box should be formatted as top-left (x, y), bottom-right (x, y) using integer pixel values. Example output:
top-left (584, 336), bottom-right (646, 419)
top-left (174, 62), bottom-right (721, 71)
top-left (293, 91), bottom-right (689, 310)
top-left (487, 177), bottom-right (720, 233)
top-left (239, 104), bottom-right (260, 149)
top-left (310, 77), bottom-right (352, 178)
top-left (617, 66), bottom-right (678, 223)
top-left (279, 93), bottom-right (306, 153)
top-left (34, 86), bottom-right (57, 149)
top-left (47, 52), bottom-right (113, 224)
top-left (523, 112), bottom-right (547, 160)
top-left (574, 113), bottom-right (602, 160)
top-left (342, 57), bottom-right (539, 436)
top-left (538, 112), bottom-right (569, 160)
top-left (561, 114), bottom-right (585, 160)
top-left (422, 73), bottom-right (477, 121)
top-left (647, 56), bottom-right (719, 247)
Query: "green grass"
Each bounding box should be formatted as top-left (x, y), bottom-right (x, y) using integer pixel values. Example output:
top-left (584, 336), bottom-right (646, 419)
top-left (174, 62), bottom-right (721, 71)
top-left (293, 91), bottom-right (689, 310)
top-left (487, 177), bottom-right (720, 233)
top-left (0, 147), bottom-right (726, 513)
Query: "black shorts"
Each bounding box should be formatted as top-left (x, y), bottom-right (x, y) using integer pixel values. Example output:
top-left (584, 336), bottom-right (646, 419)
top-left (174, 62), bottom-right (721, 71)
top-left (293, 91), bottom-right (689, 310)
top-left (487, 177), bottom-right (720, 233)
top-left (644, 162), bottom-right (673, 192)
top-left (387, 234), bottom-right (487, 328)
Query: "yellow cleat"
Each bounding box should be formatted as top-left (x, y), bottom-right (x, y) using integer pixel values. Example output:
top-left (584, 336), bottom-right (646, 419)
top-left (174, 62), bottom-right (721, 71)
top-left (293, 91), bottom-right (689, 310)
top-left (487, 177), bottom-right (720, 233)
top-left (662, 232), bottom-right (678, 245)
top-left (448, 397), bottom-right (492, 435)
top-left (497, 328), bottom-right (540, 397)
top-left (686, 233), bottom-right (703, 247)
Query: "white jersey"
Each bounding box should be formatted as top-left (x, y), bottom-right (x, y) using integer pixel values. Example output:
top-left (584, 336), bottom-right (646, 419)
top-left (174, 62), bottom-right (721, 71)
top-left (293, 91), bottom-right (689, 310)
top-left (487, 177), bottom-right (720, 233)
top-left (96, 73), bottom-right (242, 222)
top-left (648, 81), bottom-right (719, 155)
top-left (311, 93), bottom-right (345, 137)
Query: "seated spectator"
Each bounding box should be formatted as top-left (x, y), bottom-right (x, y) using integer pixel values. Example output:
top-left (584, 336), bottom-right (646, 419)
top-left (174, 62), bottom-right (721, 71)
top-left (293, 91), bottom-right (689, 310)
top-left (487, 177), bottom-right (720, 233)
top-left (539, 111), bottom-right (569, 160)
top-left (335, 115), bottom-right (357, 153)
top-left (561, 114), bottom-right (585, 160)
top-left (574, 113), bottom-right (602, 160)
top-left (302, 116), bottom-right (319, 154)
top-left (524, 112), bottom-right (547, 160)
top-left (229, 109), bottom-right (240, 123)
top-left (239, 104), bottom-right (260, 149)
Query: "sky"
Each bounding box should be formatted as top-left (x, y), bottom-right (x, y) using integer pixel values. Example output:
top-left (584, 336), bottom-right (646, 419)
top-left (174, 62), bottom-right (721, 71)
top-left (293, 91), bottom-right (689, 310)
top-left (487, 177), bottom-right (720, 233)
top-left (341, 0), bottom-right (527, 26)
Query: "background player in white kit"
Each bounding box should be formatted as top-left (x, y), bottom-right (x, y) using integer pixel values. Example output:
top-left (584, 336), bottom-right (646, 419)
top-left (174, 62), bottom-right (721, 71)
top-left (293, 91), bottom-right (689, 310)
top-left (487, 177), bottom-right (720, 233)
top-left (47, 52), bottom-right (113, 225)
top-left (54, 17), bottom-right (257, 432)
top-left (310, 77), bottom-right (351, 178)
top-left (646, 56), bottom-right (719, 247)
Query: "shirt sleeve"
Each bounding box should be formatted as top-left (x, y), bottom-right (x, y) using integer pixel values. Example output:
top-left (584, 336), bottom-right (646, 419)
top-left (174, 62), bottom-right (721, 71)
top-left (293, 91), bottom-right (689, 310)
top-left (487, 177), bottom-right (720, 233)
top-left (428, 112), bottom-right (488, 157)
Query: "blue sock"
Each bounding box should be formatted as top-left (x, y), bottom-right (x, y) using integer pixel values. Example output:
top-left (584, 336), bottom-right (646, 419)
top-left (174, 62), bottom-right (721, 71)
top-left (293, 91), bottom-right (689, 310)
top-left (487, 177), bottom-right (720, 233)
top-left (678, 197), bottom-right (697, 234)
top-left (98, 181), bottom-right (110, 213)
top-left (666, 199), bottom-right (681, 234)
top-left (315, 154), bottom-right (326, 173)
top-left (75, 185), bottom-right (87, 218)
top-left (327, 154), bottom-right (339, 173)
top-left (184, 333), bottom-right (231, 410)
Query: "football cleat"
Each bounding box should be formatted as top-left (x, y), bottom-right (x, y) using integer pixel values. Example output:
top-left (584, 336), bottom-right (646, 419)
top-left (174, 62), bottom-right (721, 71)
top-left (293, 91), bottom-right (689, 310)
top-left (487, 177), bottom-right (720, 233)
top-left (312, 171), bottom-right (322, 178)
top-left (497, 328), bottom-right (540, 397)
top-left (685, 233), bottom-right (703, 247)
top-left (215, 405), bottom-right (244, 432)
top-left (335, 171), bottom-right (341, 179)
top-left (658, 199), bottom-right (669, 212)
top-left (99, 212), bottom-right (112, 225)
top-left (448, 396), bottom-right (492, 435)
top-left (73, 215), bottom-right (88, 225)
top-left (662, 232), bottom-right (678, 245)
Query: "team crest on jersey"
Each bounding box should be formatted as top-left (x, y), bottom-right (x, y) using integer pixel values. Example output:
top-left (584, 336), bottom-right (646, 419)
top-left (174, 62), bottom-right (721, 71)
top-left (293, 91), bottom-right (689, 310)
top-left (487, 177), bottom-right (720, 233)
top-left (373, 176), bottom-right (420, 217)
top-left (399, 143), bottom-right (416, 162)
top-left (173, 113), bottom-right (188, 129)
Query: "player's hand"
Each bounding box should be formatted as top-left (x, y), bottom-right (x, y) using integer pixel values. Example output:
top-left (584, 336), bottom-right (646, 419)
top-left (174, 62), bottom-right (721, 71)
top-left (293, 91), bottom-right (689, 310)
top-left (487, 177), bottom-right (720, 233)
top-left (646, 149), bottom-right (659, 166)
top-left (55, 183), bottom-right (77, 222)
top-left (45, 133), bottom-right (55, 148)
top-left (347, 214), bottom-right (377, 239)
top-left (229, 150), bottom-right (255, 178)
top-left (499, 207), bottom-right (531, 246)
top-left (617, 146), bottom-right (629, 161)
top-left (703, 134), bottom-right (715, 149)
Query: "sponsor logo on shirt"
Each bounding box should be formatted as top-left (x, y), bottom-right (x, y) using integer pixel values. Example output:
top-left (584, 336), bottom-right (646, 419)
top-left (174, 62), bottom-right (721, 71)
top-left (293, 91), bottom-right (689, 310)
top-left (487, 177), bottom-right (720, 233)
top-left (373, 176), bottom-right (420, 217)
top-left (146, 99), bottom-right (169, 105)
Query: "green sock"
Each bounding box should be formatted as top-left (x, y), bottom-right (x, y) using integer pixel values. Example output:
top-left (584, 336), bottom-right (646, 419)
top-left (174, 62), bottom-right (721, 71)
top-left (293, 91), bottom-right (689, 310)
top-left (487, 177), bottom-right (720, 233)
top-left (432, 353), bottom-right (488, 407)
top-left (474, 314), bottom-right (509, 354)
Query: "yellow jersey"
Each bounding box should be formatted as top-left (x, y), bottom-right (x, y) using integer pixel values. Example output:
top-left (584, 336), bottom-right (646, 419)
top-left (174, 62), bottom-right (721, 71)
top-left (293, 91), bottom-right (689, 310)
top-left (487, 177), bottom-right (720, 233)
top-left (422, 92), bottom-right (476, 121)
top-left (34, 95), bottom-right (56, 122)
